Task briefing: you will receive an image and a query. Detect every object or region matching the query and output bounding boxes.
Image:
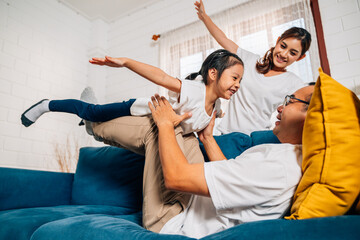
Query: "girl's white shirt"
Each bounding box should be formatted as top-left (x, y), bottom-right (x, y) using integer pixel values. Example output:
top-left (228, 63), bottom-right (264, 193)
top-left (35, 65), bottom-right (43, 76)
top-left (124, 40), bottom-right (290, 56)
top-left (216, 48), bottom-right (304, 135)
top-left (130, 78), bottom-right (222, 135)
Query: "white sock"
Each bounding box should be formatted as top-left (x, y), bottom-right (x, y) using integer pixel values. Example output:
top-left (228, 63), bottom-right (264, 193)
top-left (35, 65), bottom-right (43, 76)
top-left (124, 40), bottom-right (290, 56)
top-left (24, 99), bottom-right (50, 122)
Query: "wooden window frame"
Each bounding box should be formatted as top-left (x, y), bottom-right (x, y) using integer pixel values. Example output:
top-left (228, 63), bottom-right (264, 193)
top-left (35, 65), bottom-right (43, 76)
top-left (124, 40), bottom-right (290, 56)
top-left (310, 0), bottom-right (331, 75)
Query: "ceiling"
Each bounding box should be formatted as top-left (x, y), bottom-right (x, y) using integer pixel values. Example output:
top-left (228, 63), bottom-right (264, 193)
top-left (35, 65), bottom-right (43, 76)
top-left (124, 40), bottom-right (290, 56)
top-left (59, 0), bottom-right (163, 22)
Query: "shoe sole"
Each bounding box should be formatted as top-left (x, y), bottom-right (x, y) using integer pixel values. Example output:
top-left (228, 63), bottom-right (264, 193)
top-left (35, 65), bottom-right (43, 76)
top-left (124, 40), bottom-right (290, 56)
top-left (21, 99), bottom-right (49, 127)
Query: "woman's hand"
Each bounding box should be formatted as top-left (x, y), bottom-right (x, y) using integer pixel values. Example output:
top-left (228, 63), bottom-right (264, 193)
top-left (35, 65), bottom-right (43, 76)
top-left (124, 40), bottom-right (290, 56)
top-left (194, 0), bottom-right (207, 21)
top-left (148, 94), bottom-right (192, 128)
top-left (89, 56), bottom-right (127, 68)
top-left (197, 112), bottom-right (216, 143)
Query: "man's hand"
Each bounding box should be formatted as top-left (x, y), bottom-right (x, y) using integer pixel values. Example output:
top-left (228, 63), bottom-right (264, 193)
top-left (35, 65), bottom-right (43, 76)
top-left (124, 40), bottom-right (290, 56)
top-left (197, 112), bottom-right (216, 143)
top-left (148, 94), bottom-right (192, 128)
top-left (89, 56), bottom-right (127, 68)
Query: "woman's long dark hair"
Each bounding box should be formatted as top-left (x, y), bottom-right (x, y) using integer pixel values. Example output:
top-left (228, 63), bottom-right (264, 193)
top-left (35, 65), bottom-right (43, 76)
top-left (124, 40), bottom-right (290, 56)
top-left (186, 49), bottom-right (244, 84)
top-left (256, 27), bottom-right (311, 74)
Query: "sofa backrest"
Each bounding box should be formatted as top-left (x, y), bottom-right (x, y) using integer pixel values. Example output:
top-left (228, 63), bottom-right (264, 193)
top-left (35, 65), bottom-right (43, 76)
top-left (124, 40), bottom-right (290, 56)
top-left (71, 146), bottom-right (144, 211)
top-left (200, 130), bottom-right (280, 162)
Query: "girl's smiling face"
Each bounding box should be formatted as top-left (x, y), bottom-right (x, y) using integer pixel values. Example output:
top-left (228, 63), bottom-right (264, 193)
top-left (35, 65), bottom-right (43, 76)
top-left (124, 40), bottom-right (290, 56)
top-left (272, 37), bottom-right (305, 70)
top-left (215, 64), bottom-right (244, 100)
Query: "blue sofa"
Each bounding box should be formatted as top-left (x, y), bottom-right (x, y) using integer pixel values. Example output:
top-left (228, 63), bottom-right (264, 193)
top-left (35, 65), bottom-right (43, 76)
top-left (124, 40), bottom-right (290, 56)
top-left (1, 132), bottom-right (359, 240)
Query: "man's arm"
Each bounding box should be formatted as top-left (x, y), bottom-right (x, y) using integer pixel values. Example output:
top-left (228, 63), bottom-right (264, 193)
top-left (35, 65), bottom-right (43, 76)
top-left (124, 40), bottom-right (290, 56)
top-left (149, 95), bottom-right (210, 196)
top-left (195, 0), bottom-right (239, 53)
top-left (90, 56), bottom-right (181, 93)
top-left (158, 124), bottom-right (209, 196)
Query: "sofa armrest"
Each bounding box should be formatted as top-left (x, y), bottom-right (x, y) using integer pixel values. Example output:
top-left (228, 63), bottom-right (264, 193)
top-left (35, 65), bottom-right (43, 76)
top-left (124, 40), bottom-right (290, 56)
top-left (0, 167), bottom-right (74, 211)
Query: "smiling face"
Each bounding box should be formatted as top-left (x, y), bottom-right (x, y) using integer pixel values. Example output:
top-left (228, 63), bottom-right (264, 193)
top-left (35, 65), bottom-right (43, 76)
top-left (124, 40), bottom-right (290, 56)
top-left (214, 64), bottom-right (244, 100)
top-left (273, 85), bottom-right (314, 144)
top-left (272, 37), bottom-right (305, 70)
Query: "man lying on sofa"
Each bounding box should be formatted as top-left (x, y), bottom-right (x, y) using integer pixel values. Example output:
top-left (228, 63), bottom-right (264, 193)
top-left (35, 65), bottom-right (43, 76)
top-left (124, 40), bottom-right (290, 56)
top-left (90, 84), bottom-right (314, 239)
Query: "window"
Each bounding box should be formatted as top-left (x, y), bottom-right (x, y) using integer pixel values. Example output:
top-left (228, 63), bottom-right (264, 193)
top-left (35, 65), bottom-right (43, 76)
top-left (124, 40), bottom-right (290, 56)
top-left (180, 52), bottom-right (203, 79)
top-left (239, 30), bottom-right (269, 56)
top-left (177, 18), bottom-right (314, 83)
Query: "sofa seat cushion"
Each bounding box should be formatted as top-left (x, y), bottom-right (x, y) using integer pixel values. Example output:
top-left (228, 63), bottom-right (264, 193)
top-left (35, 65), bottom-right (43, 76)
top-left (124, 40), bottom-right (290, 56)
top-left (201, 216), bottom-right (360, 240)
top-left (31, 214), bottom-right (195, 240)
top-left (0, 205), bottom-right (138, 240)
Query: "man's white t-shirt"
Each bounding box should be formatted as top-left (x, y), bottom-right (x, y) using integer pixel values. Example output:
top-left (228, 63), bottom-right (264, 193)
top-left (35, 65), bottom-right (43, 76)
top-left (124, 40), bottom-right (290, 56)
top-left (130, 79), bottom-right (221, 135)
top-left (160, 144), bottom-right (303, 238)
top-left (217, 48), bottom-right (304, 135)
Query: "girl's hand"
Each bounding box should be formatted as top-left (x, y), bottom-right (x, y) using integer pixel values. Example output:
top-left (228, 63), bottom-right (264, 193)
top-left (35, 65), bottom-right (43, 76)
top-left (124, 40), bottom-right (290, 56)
top-left (194, 0), bottom-right (207, 21)
top-left (148, 94), bottom-right (192, 128)
top-left (89, 56), bottom-right (127, 68)
top-left (197, 112), bottom-right (216, 143)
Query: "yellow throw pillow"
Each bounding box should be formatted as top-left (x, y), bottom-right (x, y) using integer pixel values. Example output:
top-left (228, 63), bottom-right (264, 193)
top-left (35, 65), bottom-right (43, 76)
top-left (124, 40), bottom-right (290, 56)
top-left (354, 194), bottom-right (360, 214)
top-left (286, 68), bottom-right (360, 219)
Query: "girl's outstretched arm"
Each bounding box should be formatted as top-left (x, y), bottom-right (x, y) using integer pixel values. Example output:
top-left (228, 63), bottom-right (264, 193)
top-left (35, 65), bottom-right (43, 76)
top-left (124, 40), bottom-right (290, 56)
top-left (195, 0), bottom-right (239, 54)
top-left (90, 56), bottom-right (181, 93)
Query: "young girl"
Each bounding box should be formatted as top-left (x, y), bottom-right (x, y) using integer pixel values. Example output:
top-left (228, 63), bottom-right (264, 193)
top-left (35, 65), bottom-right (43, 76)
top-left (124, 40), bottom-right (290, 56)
top-left (195, 0), bottom-right (311, 135)
top-left (21, 49), bottom-right (244, 135)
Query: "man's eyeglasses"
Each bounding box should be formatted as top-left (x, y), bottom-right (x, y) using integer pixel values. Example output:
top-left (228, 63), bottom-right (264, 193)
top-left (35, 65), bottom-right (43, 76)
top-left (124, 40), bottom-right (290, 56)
top-left (283, 95), bottom-right (310, 107)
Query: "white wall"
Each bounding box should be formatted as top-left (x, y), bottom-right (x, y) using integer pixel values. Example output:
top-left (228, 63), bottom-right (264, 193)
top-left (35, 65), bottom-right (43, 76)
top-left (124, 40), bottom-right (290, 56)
top-left (0, 0), bottom-right (101, 171)
top-left (319, 0), bottom-right (360, 93)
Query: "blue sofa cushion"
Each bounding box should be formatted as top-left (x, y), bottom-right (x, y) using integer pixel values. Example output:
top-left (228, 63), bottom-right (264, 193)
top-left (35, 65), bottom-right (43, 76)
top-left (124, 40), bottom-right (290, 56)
top-left (31, 214), bottom-right (195, 240)
top-left (250, 130), bottom-right (280, 146)
top-left (71, 147), bottom-right (144, 211)
top-left (0, 205), bottom-right (137, 240)
top-left (200, 130), bottom-right (280, 161)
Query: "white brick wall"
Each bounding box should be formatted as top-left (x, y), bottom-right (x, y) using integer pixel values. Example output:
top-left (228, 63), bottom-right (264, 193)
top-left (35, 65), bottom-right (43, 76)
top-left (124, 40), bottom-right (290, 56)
top-left (319, 0), bottom-right (360, 94)
top-left (0, 0), bottom-right (102, 172)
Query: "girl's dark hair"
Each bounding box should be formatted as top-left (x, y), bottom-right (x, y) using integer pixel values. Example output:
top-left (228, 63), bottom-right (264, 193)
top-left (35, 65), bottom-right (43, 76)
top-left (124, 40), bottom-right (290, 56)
top-left (185, 49), bottom-right (244, 84)
top-left (256, 27), bottom-right (311, 74)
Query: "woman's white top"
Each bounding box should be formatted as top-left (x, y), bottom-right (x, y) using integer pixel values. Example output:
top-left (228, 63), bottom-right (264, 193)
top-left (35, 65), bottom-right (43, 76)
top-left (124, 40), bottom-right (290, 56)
top-left (130, 78), bottom-right (222, 135)
top-left (216, 48), bottom-right (304, 135)
top-left (160, 144), bottom-right (303, 238)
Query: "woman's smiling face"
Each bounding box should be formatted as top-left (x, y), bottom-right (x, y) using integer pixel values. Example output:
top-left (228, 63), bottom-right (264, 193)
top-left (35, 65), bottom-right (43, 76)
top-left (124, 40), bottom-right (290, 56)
top-left (272, 37), bottom-right (304, 69)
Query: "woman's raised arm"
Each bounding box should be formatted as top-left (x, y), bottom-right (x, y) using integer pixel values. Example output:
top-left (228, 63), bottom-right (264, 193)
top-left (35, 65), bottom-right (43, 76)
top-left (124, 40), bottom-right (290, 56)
top-left (195, 0), bottom-right (239, 53)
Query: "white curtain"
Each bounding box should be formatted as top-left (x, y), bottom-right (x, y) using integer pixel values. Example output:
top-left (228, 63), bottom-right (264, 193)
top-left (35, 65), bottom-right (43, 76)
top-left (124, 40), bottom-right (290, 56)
top-left (159, 0), bottom-right (320, 92)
